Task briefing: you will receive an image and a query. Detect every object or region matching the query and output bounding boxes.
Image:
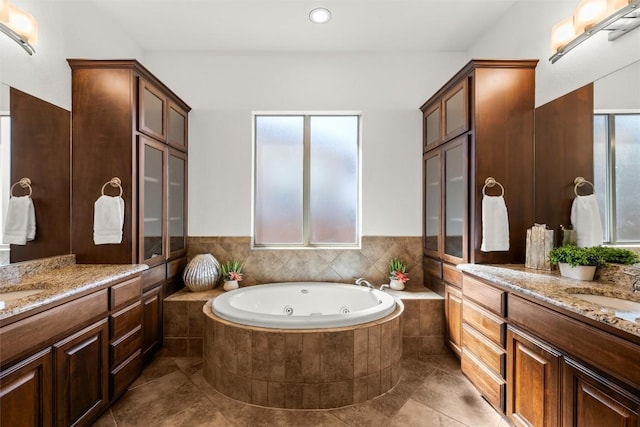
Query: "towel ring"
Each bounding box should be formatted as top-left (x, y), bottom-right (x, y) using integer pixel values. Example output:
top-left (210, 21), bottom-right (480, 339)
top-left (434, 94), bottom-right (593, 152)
top-left (482, 177), bottom-right (504, 197)
top-left (574, 177), bottom-right (594, 196)
top-left (10, 177), bottom-right (32, 197)
top-left (101, 177), bottom-right (123, 197)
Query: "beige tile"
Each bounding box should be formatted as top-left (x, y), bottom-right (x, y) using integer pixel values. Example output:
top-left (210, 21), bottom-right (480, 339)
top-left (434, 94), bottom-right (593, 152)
top-left (390, 398), bottom-right (466, 427)
top-left (187, 300), bottom-right (205, 337)
top-left (320, 379), bottom-right (353, 409)
top-left (367, 371), bottom-right (381, 400)
top-left (380, 321), bottom-right (392, 368)
top-left (92, 409), bottom-right (116, 427)
top-left (251, 379), bottom-right (268, 406)
top-left (302, 383), bottom-right (321, 409)
top-left (163, 300), bottom-right (188, 337)
top-left (188, 338), bottom-right (202, 357)
top-left (367, 325), bottom-right (381, 374)
top-left (380, 365), bottom-right (392, 392)
top-left (403, 336), bottom-right (421, 358)
top-left (302, 333), bottom-right (321, 382)
top-left (251, 330), bottom-right (269, 381)
top-left (189, 369), bottom-right (219, 402)
top-left (420, 336), bottom-right (448, 356)
top-left (173, 357), bottom-right (202, 377)
top-left (402, 299), bottom-right (420, 337)
top-left (353, 376), bottom-right (369, 404)
top-left (161, 338), bottom-right (188, 357)
top-left (329, 403), bottom-right (392, 427)
top-left (415, 352), bottom-right (461, 373)
top-left (267, 332), bottom-right (286, 382)
top-left (419, 299), bottom-right (445, 336)
top-left (284, 333), bottom-right (303, 382)
top-left (129, 357), bottom-right (179, 389)
top-left (284, 382), bottom-right (304, 409)
top-left (268, 381), bottom-right (286, 408)
top-left (158, 399), bottom-right (234, 427)
top-left (236, 328), bottom-right (252, 374)
top-left (321, 330), bottom-right (355, 382)
top-left (353, 328), bottom-right (369, 378)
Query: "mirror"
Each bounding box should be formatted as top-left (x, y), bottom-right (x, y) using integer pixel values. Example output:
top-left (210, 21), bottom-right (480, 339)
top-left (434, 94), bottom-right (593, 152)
top-left (0, 84), bottom-right (71, 265)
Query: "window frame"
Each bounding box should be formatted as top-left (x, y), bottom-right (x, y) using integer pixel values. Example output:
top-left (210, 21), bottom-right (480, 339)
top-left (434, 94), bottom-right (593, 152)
top-left (251, 111), bottom-right (362, 249)
top-left (593, 111), bottom-right (640, 246)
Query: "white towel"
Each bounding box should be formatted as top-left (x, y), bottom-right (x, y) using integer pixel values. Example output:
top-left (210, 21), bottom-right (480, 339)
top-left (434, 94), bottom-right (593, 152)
top-left (481, 195), bottom-right (510, 252)
top-left (570, 195), bottom-right (603, 248)
top-left (94, 195), bottom-right (124, 245)
top-left (2, 196), bottom-right (36, 245)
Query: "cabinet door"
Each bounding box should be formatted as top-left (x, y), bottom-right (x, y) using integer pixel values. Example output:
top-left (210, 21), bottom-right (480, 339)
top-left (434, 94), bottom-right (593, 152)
top-left (142, 284), bottom-right (163, 364)
top-left (424, 150), bottom-right (441, 257)
top-left (0, 349), bottom-right (53, 427)
top-left (423, 102), bottom-right (442, 150)
top-left (506, 326), bottom-right (561, 427)
top-left (140, 136), bottom-right (167, 265)
top-left (139, 79), bottom-right (167, 141)
top-left (563, 358), bottom-right (639, 427)
top-left (442, 136), bottom-right (468, 262)
top-left (168, 149), bottom-right (187, 258)
top-left (444, 284), bottom-right (462, 357)
top-left (168, 102), bottom-right (188, 150)
top-left (54, 319), bottom-right (109, 427)
top-left (443, 78), bottom-right (469, 142)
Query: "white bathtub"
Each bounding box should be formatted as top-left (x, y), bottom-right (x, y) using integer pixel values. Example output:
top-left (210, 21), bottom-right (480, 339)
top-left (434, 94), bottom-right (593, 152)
top-left (211, 282), bottom-right (397, 329)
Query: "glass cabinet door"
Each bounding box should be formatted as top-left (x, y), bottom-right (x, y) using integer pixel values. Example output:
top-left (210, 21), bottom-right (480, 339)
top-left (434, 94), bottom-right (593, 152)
top-left (140, 136), bottom-right (166, 264)
top-left (168, 150), bottom-right (187, 257)
top-left (424, 151), bottom-right (441, 255)
top-left (424, 103), bottom-right (442, 150)
top-left (139, 79), bottom-right (166, 141)
top-left (443, 79), bottom-right (469, 142)
top-left (443, 136), bottom-right (468, 261)
top-left (168, 103), bottom-right (187, 150)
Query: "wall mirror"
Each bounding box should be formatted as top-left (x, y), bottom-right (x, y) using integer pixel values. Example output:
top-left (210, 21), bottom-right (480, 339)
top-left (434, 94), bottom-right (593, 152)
top-left (0, 83), bottom-right (71, 265)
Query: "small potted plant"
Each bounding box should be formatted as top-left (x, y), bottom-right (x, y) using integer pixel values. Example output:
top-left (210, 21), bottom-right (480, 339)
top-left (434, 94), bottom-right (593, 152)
top-left (388, 258), bottom-right (410, 290)
top-left (221, 259), bottom-right (244, 291)
top-left (548, 245), bottom-right (606, 281)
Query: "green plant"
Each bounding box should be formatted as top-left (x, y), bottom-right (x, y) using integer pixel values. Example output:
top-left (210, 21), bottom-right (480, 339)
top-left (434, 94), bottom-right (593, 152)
top-left (591, 246), bottom-right (640, 265)
top-left (388, 258), bottom-right (410, 283)
top-left (548, 245), bottom-right (607, 268)
top-left (221, 259), bottom-right (244, 281)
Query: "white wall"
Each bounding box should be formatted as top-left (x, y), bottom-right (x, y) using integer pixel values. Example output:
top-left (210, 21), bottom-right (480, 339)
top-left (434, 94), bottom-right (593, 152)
top-left (594, 60), bottom-right (640, 111)
top-left (468, 1), bottom-right (640, 107)
top-left (145, 52), bottom-right (468, 237)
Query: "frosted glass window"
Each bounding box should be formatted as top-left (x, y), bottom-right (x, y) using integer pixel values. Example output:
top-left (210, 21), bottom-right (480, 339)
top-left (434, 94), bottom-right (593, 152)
top-left (254, 116), bottom-right (304, 245)
top-left (254, 114), bottom-right (360, 247)
top-left (593, 113), bottom-right (640, 244)
top-left (309, 116), bottom-right (358, 245)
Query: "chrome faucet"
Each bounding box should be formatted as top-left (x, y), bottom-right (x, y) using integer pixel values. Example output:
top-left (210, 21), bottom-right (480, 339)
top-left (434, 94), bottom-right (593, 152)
top-left (379, 284), bottom-right (390, 291)
top-left (623, 272), bottom-right (639, 293)
top-left (355, 278), bottom-right (374, 289)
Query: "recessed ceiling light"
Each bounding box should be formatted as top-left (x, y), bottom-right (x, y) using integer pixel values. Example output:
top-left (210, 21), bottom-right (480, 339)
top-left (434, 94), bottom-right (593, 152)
top-left (309, 8), bottom-right (331, 24)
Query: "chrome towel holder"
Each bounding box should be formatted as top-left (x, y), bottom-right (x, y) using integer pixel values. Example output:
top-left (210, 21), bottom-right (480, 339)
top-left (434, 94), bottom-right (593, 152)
top-left (10, 177), bottom-right (32, 197)
top-left (101, 177), bottom-right (123, 197)
top-left (482, 177), bottom-right (504, 197)
top-left (574, 177), bottom-right (594, 196)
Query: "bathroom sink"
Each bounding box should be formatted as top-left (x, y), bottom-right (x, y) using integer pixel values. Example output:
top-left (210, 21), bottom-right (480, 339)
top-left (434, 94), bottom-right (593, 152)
top-left (569, 293), bottom-right (640, 322)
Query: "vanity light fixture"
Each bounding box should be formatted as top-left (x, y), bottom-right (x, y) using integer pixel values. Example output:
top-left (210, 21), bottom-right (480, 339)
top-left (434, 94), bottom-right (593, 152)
top-left (309, 7), bottom-right (332, 24)
top-left (0, 0), bottom-right (37, 55)
top-left (550, 0), bottom-right (640, 63)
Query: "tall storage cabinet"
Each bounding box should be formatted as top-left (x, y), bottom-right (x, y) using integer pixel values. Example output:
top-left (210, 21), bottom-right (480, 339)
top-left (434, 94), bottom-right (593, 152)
top-left (420, 60), bottom-right (537, 295)
top-left (68, 59), bottom-right (190, 364)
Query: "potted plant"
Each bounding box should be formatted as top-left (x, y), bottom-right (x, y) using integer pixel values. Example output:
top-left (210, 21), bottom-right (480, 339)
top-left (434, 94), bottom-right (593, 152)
top-left (221, 259), bottom-right (244, 291)
top-left (388, 258), bottom-right (410, 290)
top-left (548, 245), bottom-right (606, 281)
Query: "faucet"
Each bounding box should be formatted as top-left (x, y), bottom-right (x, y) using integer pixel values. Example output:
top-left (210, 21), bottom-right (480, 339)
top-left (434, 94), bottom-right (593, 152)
top-left (623, 272), bottom-right (639, 293)
top-left (355, 278), bottom-right (374, 289)
top-left (379, 284), bottom-right (390, 291)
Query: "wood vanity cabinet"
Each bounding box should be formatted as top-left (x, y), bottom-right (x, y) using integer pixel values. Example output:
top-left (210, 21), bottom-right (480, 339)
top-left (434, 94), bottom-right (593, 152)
top-left (420, 59), bottom-right (537, 296)
top-left (444, 283), bottom-right (462, 356)
top-left (68, 59), bottom-right (190, 364)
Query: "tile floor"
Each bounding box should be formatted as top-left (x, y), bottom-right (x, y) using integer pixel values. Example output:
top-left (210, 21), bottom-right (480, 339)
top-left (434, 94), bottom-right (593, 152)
top-left (94, 351), bottom-right (510, 426)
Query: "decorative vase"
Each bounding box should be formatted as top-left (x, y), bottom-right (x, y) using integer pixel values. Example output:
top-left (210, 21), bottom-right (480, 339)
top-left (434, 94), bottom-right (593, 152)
top-left (223, 280), bottom-right (239, 291)
top-left (389, 279), bottom-right (405, 291)
top-left (558, 263), bottom-right (596, 281)
top-left (183, 254), bottom-right (221, 292)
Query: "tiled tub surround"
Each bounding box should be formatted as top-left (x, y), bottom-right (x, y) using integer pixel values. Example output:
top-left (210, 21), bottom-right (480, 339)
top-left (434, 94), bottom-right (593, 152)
top-left (457, 263), bottom-right (640, 338)
top-left (0, 254), bottom-right (148, 320)
top-left (202, 301), bottom-right (404, 409)
top-left (186, 236), bottom-right (424, 289)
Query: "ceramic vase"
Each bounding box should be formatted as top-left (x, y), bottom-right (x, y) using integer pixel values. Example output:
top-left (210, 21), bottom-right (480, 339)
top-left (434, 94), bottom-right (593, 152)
top-left (183, 254), bottom-right (221, 292)
top-left (558, 263), bottom-right (596, 281)
top-left (390, 279), bottom-right (405, 290)
top-left (223, 280), bottom-right (239, 291)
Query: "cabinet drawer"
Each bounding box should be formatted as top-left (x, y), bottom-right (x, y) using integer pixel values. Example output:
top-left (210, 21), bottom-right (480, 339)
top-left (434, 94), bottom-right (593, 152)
top-left (110, 300), bottom-right (142, 341)
top-left (463, 300), bottom-right (505, 347)
top-left (110, 277), bottom-right (142, 310)
top-left (142, 264), bottom-right (165, 291)
top-left (167, 257), bottom-right (187, 281)
top-left (110, 326), bottom-right (142, 368)
top-left (443, 263), bottom-right (462, 287)
top-left (424, 257), bottom-right (442, 280)
top-left (462, 350), bottom-right (505, 412)
top-left (110, 350), bottom-right (142, 400)
top-left (463, 275), bottom-right (506, 316)
top-left (462, 323), bottom-right (505, 377)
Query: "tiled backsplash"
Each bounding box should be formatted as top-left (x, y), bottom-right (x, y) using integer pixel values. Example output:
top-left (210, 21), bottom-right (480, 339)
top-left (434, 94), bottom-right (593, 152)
top-left (186, 236), bottom-right (424, 289)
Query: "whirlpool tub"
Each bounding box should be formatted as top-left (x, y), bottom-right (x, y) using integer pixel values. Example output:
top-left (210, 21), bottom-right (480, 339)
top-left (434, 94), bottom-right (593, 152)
top-left (203, 282), bottom-right (404, 409)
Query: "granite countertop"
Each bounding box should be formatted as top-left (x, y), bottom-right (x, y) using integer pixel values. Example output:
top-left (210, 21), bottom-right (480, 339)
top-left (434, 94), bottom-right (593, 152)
top-left (0, 262), bottom-right (148, 321)
top-left (457, 264), bottom-right (640, 339)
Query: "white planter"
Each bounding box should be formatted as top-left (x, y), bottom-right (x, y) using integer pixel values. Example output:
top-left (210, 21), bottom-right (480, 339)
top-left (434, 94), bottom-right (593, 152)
top-left (558, 263), bottom-right (596, 281)
top-left (389, 279), bottom-right (405, 290)
top-left (223, 280), bottom-right (239, 291)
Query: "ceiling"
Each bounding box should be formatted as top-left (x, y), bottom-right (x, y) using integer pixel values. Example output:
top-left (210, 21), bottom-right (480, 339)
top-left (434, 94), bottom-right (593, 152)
top-left (84, 0), bottom-right (522, 52)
